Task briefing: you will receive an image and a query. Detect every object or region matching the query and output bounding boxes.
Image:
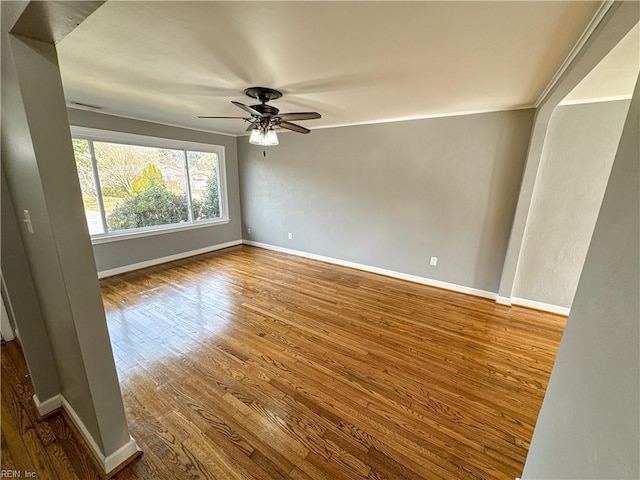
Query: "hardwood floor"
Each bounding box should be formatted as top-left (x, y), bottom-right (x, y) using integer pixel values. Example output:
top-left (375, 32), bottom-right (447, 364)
top-left (1, 340), bottom-right (105, 479)
top-left (2, 245), bottom-right (566, 479)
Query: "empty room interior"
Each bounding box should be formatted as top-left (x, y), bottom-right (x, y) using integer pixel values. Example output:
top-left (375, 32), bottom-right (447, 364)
top-left (1, 1), bottom-right (639, 479)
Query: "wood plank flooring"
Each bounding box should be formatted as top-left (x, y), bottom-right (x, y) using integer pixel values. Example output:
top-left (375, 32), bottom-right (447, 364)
top-left (2, 245), bottom-right (566, 479)
top-left (1, 339), bottom-right (105, 479)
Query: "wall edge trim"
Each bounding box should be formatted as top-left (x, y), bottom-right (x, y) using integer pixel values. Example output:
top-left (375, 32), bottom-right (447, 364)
top-left (243, 240), bottom-right (497, 300)
top-left (32, 393), bottom-right (62, 417)
top-left (533, 0), bottom-right (615, 107)
top-left (104, 436), bottom-right (141, 474)
top-left (511, 296), bottom-right (571, 316)
top-left (496, 295), bottom-right (513, 306)
top-left (97, 239), bottom-right (243, 278)
top-left (60, 396), bottom-right (140, 475)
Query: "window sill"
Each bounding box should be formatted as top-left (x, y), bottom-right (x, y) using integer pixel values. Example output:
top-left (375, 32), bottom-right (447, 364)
top-left (90, 218), bottom-right (230, 245)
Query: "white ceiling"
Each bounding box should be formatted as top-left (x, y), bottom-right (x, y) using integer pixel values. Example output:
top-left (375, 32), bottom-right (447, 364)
top-left (58, 1), bottom-right (606, 136)
top-left (561, 23), bottom-right (639, 105)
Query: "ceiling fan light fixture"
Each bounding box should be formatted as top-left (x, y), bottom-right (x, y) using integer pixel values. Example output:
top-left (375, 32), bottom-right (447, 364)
top-left (249, 126), bottom-right (279, 146)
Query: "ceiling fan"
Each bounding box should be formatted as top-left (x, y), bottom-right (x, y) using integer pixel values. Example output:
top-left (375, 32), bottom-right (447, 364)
top-left (198, 87), bottom-right (321, 146)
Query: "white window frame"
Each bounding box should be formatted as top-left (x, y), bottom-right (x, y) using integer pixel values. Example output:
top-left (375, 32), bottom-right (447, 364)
top-left (71, 126), bottom-right (229, 245)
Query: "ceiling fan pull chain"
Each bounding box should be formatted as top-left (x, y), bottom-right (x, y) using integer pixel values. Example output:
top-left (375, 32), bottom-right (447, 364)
top-left (263, 150), bottom-right (266, 157)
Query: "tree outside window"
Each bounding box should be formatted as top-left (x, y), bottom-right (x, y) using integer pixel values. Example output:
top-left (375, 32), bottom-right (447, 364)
top-left (72, 135), bottom-right (224, 237)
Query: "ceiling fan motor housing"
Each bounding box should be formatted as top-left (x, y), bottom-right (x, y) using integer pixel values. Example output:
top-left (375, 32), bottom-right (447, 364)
top-left (244, 87), bottom-right (283, 104)
top-left (252, 104), bottom-right (280, 116)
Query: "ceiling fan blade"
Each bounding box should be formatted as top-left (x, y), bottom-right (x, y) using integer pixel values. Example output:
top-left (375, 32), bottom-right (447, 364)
top-left (246, 123), bottom-right (257, 132)
top-left (279, 121), bottom-right (310, 134)
top-left (197, 116), bottom-right (250, 119)
top-left (277, 112), bottom-right (321, 121)
top-left (231, 101), bottom-right (263, 117)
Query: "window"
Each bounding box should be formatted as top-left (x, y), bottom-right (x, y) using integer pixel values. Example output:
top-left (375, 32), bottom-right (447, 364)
top-left (71, 128), bottom-right (228, 242)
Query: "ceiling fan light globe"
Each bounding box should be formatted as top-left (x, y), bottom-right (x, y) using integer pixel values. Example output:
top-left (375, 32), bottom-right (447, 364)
top-left (265, 129), bottom-right (279, 146)
top-left (249, 128), bottom-right (262, 145)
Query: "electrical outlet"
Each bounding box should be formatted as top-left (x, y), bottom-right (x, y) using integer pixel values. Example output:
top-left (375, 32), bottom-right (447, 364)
top-left (430, 256), bottom-right (438, 266)
top-left (288, 232), bottom-right (293, 240)
top-left (247, 227), bottom-right (251, 235)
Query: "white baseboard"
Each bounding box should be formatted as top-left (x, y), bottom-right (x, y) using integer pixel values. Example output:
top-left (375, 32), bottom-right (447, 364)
top-left (61, 396), bottom-right (140, 474)
top-left (496, 295), bottom-right (512, 306)
top-left (32, 393), bottom-right (62, 417)
top-left (1, 297), bottom-right (15, 342)
top-left (98, 239), bottom-right (243, 278)
top-left (104, 436), bottom-right (141, 474)
top-left (243, 240), bottom-right (497, 300)
top-left (511, 297), bottom-right (570, 316)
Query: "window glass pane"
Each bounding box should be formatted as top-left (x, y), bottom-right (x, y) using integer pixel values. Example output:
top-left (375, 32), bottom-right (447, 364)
top-left (73, 139), bottom-right (104, 235)
top-left (187, 151), bottom-right (221, 220)
top-left (93, 141), bottom-right (189, 232)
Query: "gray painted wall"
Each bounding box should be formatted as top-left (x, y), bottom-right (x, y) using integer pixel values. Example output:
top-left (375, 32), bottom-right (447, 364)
top-left (523, 78), bottom-right (639, 479)
top-left (2, 26), bottom-right (100, 450)
top-left (67, 109), bottom-right (243, 273)
top-left (497, 1), bottom-right (639, 300)
top-left (1, 168), bottom-right (61, 401)
top-left (239, 110), bottom-right (534, 293)
top-left (2, 2), bottom-right (132, 459)
top-left (513, 100), bottom-right (630, 308)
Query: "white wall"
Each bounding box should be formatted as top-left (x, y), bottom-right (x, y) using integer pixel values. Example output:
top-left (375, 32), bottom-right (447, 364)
top-left (513, 100), bottom-right (630, 309)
